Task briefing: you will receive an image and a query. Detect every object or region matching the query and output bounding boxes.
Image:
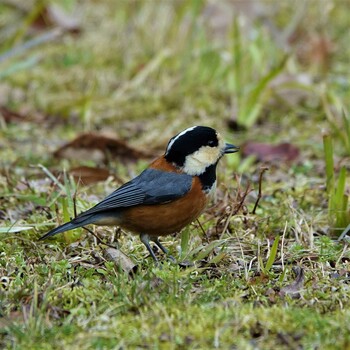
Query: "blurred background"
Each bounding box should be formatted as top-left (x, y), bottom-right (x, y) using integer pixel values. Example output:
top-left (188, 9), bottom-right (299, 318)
top-left (1, 0), bottom-right (349, 232)
top-left (0, 1), bottom-right (348, 140)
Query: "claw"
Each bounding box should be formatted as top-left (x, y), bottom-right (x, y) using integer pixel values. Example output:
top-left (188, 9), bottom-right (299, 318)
top-left (140, 233), bottom-right (158, 262)
top-left (151, 236), bottom-right (176, 263)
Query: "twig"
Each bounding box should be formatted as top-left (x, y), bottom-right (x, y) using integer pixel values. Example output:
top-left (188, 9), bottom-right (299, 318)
top-left (65, 177), bottom-right (117, 250)
top-left (233, 182), bottom-right (251, 216)
top-left (82, 226), bottom-right (116, 249)
top-left (281, 221), bottom-right (288, 273)
top-left (196, 219), bottom-right (206, 236)
top-left (37, 164), bottom-right (65, 191)
top-left (72, 190), bottom-right (78, 219)
top-left (338, 223), bottom-right (350, 242)
top-left (252, 167), bottom-right (269, 214)
top-left (219, 182), bottom-right (251, 239)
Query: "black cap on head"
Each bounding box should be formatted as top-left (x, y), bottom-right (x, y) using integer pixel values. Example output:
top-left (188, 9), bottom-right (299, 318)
top-left (165, 126), bottom-right (219, 166)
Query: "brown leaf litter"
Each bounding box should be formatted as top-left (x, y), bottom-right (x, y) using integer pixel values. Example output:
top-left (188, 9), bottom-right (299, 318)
top-left (53, 132), bottom-right (153, 163)
top-left (64, 166), bottom-right (110, 186)
top-left (241, 141), bottom-right (300, 163)
top-left (279, 267), bottom-right (305, 298)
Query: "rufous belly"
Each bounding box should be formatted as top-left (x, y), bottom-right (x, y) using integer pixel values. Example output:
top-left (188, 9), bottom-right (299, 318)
top-left (120, 178), bottom-right (208, 235)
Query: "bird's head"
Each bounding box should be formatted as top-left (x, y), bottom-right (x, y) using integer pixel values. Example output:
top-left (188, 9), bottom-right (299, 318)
top-left (165, 126), bottom-right (239, 175)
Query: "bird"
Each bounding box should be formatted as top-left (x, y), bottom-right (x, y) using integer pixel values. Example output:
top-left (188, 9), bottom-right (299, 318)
top-left (40, 126), bottom-right (239, 262)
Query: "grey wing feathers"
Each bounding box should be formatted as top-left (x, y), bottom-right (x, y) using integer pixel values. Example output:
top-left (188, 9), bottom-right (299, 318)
top-left (77, 169), bottom-right (192, 217)
top-left (92, 182), bottom-right (146, 209)
top-left (138, 169), bottom-right (192, 204)
top-left (40, 168), bottom-right (192, 240)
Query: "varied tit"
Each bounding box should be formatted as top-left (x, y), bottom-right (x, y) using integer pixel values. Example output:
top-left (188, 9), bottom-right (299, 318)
top-left (40, 126), bottom-right (239, 262)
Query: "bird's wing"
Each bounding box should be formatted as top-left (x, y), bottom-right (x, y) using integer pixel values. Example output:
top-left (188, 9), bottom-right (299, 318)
top-left (76, 168), bottom-right (192, 217)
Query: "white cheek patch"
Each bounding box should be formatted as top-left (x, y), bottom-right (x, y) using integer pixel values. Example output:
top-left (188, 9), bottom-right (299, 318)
top-left (166, 126), bottom-right (197, 155)
top-left (183, 145), bottom-right (221, 175)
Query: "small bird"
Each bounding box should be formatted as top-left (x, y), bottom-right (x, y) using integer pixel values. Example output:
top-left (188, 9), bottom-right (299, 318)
top-left (40, 126), bottom-right (239, 262)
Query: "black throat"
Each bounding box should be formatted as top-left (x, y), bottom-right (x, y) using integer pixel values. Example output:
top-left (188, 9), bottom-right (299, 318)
top-left (198, 163), bottom-right (217, 193)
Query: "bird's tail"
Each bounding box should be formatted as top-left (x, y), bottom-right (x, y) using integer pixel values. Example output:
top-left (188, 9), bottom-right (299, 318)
top-left (39, 215), bottom-right (95, 240)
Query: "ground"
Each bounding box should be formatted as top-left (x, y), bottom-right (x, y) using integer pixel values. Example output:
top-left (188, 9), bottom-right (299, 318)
top-left (0, 1), bottom-right (350, 349)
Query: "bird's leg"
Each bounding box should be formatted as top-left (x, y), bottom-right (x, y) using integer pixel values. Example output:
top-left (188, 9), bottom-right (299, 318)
top-left (151, 236), bottom-right (176, 263)
top-left (151, 237), bottom-right (168, 254)
top-left (140, 233), bottom-right (158, 262)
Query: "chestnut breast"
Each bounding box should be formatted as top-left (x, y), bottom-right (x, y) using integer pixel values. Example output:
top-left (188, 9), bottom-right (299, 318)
top-left (120, 176), bottom-right (208, 235)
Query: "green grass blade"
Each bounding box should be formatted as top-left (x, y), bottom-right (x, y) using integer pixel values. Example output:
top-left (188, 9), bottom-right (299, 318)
top-left (0, 55), bottom-right (41, 80)
top-left (265, 236), bottom-right (280, 272)
top-left (0, 226), bottom-right (34, 233)
top-left (63, 171), bottom-right (75, 213)
top-left (38, 164), bottom-right (65, 191)
top-left (61, 197), bottom-right (70, 224)
top-left (180, 227), bottom-right (190, 259)
top-left (334, 167), bottom-right (349, 229)
top-left (238, 55), bottom-right (288, 128)
top-left (323, 133), bottom-right (334, 194)
top-left (334, 167), bottom-right (346, 205)
top-left (230, 17), bottom-right (243, 100)
top-left (342, 109), bottom-right (350, 154)
top-left (192, 239), bottom-right (227, 261)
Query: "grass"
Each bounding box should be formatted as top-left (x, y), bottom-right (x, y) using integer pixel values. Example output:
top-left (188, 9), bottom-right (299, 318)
top-left (323, 133), bottom-right (349, 235)
top-left (1, 1), bottom-right (350, 349)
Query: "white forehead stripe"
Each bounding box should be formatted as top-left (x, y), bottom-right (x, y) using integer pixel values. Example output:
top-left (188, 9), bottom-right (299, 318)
top-left (166, 126), bottom-right (197, 155)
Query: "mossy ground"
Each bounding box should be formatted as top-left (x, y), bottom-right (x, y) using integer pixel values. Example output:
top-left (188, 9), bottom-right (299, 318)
top-left (1, 1), bottom-right (350, 349)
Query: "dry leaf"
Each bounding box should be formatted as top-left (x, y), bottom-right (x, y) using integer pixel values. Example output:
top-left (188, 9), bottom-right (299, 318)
top-left (47, 3), bottom-right (81, 33)
top-left (0, 106), bottom-right (24, 122)
top-left (104, 247), bottom-right (138, 275)
top-left (67, 166), bottom-right (110, 185)
top-left (53, 133), bottom-right (152, 163)
top-left (0, 106), bottom-right (45, 123)
top-left (279, 267), bottom-right (304, 298)
top-left (242, 142), bottom-right (300, 163)
top-left (31, 3), bottom-right (81, 33)
top-left (295, 34), bottom-right (335, 72)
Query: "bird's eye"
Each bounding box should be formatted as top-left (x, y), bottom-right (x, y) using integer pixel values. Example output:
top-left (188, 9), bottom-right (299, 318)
top-left (208, 140), bottom-right (215, 147)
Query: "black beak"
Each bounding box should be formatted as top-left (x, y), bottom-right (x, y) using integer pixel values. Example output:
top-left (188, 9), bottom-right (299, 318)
top-left (224, 143), bottom-right (239, 154)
